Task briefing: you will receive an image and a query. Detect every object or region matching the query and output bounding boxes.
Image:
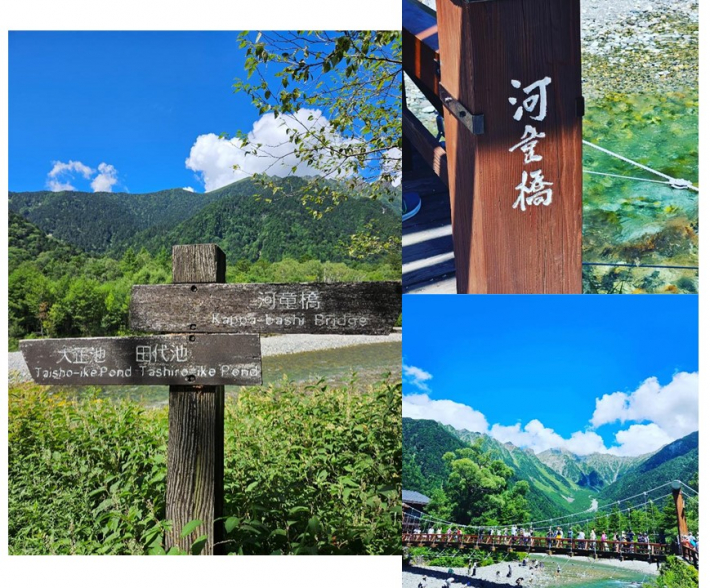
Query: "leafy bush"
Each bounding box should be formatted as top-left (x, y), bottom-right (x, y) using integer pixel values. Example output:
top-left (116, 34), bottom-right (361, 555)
top-left (8, 384), bottom-right (168, 554)
top-left (8, 377), bottom-right (401, 555)
top-left (220, 376), bottom-right (402, 554)
top-left (644, 557), bottom-right (698, 588)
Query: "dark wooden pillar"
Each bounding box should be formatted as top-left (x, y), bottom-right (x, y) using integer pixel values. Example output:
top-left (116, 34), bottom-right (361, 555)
top-left (672, 483), bottom-right (689, 550)
top-left (436, 0), bottom-right (583, 293)
top-left (166, 244), bottom-right (226, 555)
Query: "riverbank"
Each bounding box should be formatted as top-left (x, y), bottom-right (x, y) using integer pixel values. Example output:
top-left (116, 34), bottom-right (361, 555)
top-left (403, 556), bottom-right (658, 588)
top-left (7, 330), bottom-right (402, 384)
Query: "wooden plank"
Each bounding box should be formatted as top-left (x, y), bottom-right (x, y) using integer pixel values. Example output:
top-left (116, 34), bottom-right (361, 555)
top-left (403, 257), bottom-right (457, 292)
top-left (166, 244), bottom-right (227, 556)
top-left (436, 0), bottom-right (583, 293)
top-left (130, 282), bottom-right (402, 335)
top-left (403, 106), bottom-right (449, 187)
top-left (403, 235), bottom-right (454, 264)
top-left (19, 334), bottom-right (262, 386)
top-left (403, 0), bottom-right (443, 113)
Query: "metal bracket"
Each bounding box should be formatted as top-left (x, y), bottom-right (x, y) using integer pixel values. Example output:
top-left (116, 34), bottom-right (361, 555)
top-left (576, 96), bottom-right (586, 117)
top-left (439, 84), bottom-right (485, 136)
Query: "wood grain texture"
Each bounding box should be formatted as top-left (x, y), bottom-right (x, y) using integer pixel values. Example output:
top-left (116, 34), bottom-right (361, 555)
top-left (20, 334), bottom-right (261, 386)
top-left (130, 282), bottom-right (402, 335)
top-left (436, 0), bottom-right (583, 293)
top-left (166, 243), bottom-right (226, 555)
top-left (172, 244), bottom-right (226, 283)
top-left (166, 387), bottom-right (224, 555)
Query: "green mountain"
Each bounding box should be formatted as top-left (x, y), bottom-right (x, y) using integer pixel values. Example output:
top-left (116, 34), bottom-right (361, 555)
top-left (443, 426), bottom-right (595, 521)
top-left (8, 176), bottom-right (401, 263)
top-left (8, 187), bottom-right (223, 254)
top-left (402, 417), bottom-right (468, 496)
top-left (402, 418), bottom-right (592, 522)
top-left (597, 431), bottom-right (698, 505)
top-left (403, 417), bottom-right (698, 525)
top-left (9, 212), bottom-right (88, 274)
top-left (537, 449), bottom-right (647, 490)
top-left (129, 177), bottom-right (400, 263)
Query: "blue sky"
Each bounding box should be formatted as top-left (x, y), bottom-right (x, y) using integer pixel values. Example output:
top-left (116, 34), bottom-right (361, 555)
top-left (403, 295), bottom-right (698, 457)
top-left (8, 31), bottom-right (347, 194)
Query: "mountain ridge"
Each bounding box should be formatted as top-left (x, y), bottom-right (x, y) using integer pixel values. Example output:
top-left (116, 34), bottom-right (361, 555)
top-left (403, 417), bottom-right (698, 523)
top-left (9, 176), bottom-right (401, 264)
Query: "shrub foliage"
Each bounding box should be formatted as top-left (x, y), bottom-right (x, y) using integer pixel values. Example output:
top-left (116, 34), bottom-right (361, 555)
top-left (8, 377), bottom-right (402, 555)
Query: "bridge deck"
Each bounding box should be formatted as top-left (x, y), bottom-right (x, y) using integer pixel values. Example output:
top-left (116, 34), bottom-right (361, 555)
top-left (403, 533), bottom-right (670, 563)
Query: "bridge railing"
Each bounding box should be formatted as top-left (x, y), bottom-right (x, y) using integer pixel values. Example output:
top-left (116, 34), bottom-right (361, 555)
top-left (403, 533), bottom-right (671, 557)
top-left (681, 543), bottom-right (699, 567)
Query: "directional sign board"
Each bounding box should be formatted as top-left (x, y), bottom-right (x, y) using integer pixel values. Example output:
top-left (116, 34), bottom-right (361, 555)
top-left (20, 334), bottom-right (262, 386)
top-left (130, 281), bottom-right (402, 335)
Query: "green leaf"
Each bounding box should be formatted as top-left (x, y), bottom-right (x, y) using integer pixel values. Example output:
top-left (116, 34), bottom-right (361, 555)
top-left (288, 506), bottom-right (310, 516)
top-left (179, 519), bottom-right (202, 539)
top-left (225, 516), bottom-right (240, 533)
top-left (191, 534), bottom-right (208, 555)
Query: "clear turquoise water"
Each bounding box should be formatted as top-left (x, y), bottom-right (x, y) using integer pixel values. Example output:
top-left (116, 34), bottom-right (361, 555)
top-left (582, 90), bottom-right (698, 293)
top-left (532, 556), bottom-right (655, 588)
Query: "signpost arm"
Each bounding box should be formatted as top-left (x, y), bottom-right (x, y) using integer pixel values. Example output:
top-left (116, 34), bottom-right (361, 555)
top-left (166, 244), bottom-right (226, 555)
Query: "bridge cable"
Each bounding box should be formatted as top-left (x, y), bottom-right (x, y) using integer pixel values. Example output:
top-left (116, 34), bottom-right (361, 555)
top-left (404, 488), bottom-right (676, 538)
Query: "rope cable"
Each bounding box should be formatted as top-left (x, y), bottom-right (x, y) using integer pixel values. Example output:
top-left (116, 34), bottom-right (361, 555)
top-left (583, 139), bottom-right (699, 191)
top-left (583, 169), bottom-right (671, 186)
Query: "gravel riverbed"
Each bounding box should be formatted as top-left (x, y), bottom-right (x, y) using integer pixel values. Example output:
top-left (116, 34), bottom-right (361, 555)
top-left (403, 556), bottom-right (658, 588)
top-left (7, 330), bottom-right (402, 384)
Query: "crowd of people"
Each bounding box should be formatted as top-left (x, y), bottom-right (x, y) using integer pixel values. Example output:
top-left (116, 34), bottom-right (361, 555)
top-left (409, 524), bottom-right (671, 554)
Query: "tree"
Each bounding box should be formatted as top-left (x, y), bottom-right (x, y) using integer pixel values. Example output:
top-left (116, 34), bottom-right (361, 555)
top-left (233, 31), bottom-right (402, 213)
top-left (441, 442), bottom-right (529, 527)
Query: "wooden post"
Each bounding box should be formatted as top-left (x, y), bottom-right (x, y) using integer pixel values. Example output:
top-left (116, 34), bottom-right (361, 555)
top-left (166, 244), bottom-right (226, 555)
top-left (672, 483), bottom-right (689, 551)
top-left (436, 0), bottom-right (583, 293)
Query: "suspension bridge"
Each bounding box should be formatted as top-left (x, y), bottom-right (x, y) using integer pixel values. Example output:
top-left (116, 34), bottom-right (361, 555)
top-left (403, 480), bottom-right (699, 568)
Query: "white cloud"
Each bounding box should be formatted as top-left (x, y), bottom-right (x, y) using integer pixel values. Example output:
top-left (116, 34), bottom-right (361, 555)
top-left (609, 423), bottom-right (673, 457)
top-left (185, 109), bottom-right (350, 192)
top-left (47, 179), bottom-right (76, 192)
top-left (46, 160), bottom-right (95, 191)
top-left (591, 372), bottom-right (698, 439)
top-left (488, 420), bottom-right (606, 456)
top-left (48, 160), bottom-right (94, 179)
top-left (183, 186), bottom-right (195, 193)
top-left (91, 162), bottom-right (119, 193)
top-left (382, 147), bottom-right (402, 187)
top-left (403, 393), bottom-right (489, 433)
top-left (403, 364), bottom-right (433, 392)
top-left (402, 369), bottom-right (696, 458)
top-left (46, 159), bottom-right (121, 193)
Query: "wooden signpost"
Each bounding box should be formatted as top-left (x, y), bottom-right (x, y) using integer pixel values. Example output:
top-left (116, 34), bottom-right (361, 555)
top-left (130, 282), bottom-right (401, 335)
top-left (436, 0), bottom-right (583, 293)
top-left (20, 243), bottom-right (402, 555)
top-left (20, 334), bottom-right (261, 386)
